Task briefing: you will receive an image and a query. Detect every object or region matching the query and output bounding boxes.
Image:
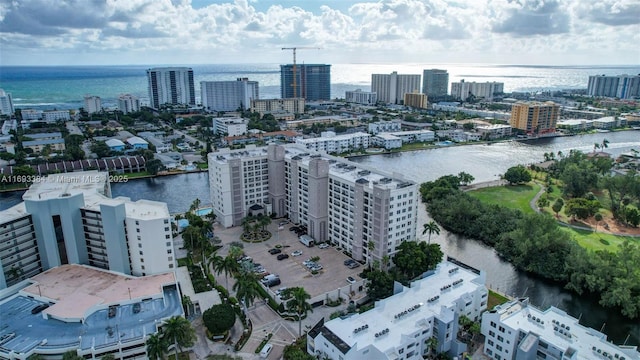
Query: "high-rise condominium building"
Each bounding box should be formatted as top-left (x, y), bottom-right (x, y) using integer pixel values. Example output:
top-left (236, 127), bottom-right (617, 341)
top-left (251, 98), bottom-right (305, 115)
top-left (0, 171), bottom-right (176, 289)
top-left (280, 64), bottom-right (331, 101)
top-left (201, 78), bottom-right (259, 112)
top-left (450, 80), bottom-right (504, 101)
top-left (422, 69), bottom-right (449, 97)
top-left (308, 260), bottom-right (488, 359)
top-left (510, 101), bottom-right (560, 135)
top-left (371, 72), bottom-right (421, 104)
top-left (146, 67), bottom-right (196, 109)
top-left (118, 94), bottom-right (141, 114)
top-left (208, 144), bottom-right (417, 265)
top-left (0, 89), bottom-right (15, 116)
top-left (83, 95), bottom-right (102, 114)
top-left (481, 298), bottom-right (640, 360)
top-left (587, 74), bottom-right (640, 99)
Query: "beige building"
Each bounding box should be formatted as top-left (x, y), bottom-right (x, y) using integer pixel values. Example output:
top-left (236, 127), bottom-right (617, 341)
top-left (403, 92), bottom-right (428, 109)
top-left (251, 98), bottom-right (305, 116)
top-left (510, 101), bottom-right (559, 135)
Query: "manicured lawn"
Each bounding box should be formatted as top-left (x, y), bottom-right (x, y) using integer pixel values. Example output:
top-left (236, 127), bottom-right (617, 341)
top-left (468, 183), bottom-right (541, 214)
top-left (559, 226), bottom-right (632, 252)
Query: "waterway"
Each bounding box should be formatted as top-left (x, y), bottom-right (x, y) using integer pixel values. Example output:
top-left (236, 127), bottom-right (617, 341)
top-left (1, 131), bottom-right (638, 345)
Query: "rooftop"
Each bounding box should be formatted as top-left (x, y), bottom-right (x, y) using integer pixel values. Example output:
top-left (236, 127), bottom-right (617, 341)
top-left (23, 138), bottom-right (65, 146)
top-left (322, 261), bottom-right (486, 355)
top-left (0, 265), bottom-right (181, 356)
top-left (127, 136), bottom-right (148, 145)
top-left (494, 299), bottom-right (639, 360)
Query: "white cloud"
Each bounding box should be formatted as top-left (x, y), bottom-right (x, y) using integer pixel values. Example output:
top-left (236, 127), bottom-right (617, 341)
top-left (0, 0), bottom-right (637, 65)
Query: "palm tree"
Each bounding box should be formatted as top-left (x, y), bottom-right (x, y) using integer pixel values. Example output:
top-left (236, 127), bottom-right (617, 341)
top-left (381, 255), bottom-right (390, 271)
top-left (233, 271), bottom-right (261, 310)
top-left (601, 138), bottom-right (609, 152)
top-left (146, 333), bottom-right (168, 360)
top-left (288, 287), bottom-right (313, 337)
top-left (189, 198), bottom-right (201, 214)
top-left (422, 221), bottom-right (440, 245)
top-left (593, 143), bottom-right (600, 153)
top-left (215, 254), bottom-right (239, 291)
top-left (181, 295), bottom-right (193, 317)
top-left (162, 316), bottom-right (196, 360)
top-left (367, 240), bottom-right (375, 269)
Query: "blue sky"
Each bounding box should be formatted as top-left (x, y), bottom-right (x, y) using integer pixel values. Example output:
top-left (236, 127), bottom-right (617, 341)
top-left (0, 0), bottom-right (638, 66)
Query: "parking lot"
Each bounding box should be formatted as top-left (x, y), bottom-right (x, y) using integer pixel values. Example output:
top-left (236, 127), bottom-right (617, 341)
top-left (214, 220), bottom-right (365, 301)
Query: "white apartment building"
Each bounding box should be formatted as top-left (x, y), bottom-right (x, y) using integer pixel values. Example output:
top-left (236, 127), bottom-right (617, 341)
top-left (372, 72), bottom-right (422, 104)
top-left (201, 78), bottom-right (259, 112)
top-left (1, 119), bottom-right (17, 135)
top-left (482, 298), bottom-right (639, 360)
top-left (0, 89), bottom-right (15, 116)
top-left (451, 80), bottom-right (504, 101)
top-left (212, 117), bottom-right (248, 137)
top-left (346, 89), bottom-right (378, 105)
top-left (0, 171), bottom-right (176, 289)
top-left (368, 121), bottom-right (401, 134)
top-left (373, 133), bottom-right (403, 149)
top-left (251, 98), bottom-right (305, 116)
top-left (21, 109), bottom-right (43, 121)
top-left (208, 144), bottom-right (417, 264)
top-left (308, 260), bottom-right (488, 359)
top-left (476, 124), bottom-right (512, 139)
top-left (118, 94), bottom-right (141, 114)
top-left (295, 131), bottom-right (371, 153)
top-left (84, 95), bottom-right (102, 114)
top-left (147, 67), bottom-right (196, 108)
top-left (42, 110), bottom-right (71, 122)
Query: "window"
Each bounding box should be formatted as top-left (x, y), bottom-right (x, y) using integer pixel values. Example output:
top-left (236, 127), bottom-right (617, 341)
top-left (169, 264), bottom-right (174, 268)
top-left (164, 227), bottom-right (169, 231)
top-left (168, 256), bottom-right (173, 261)
top-left (167, 249), bottom-right (172, 254)
top-left (138, 243), bottom-right (142, 248)
top-left (489, 330), bottom-right (495, 337)
top-left (498, 326), bottom-right (505, 333)
top-left (135, 221), bottom-right (139, 225)
top-left (497, 335), bottom-right (503, 342)
top-left (166, 235), bottom-right (171, 239)
top-left (140, 258), bottom-right (144, 263)
top-left (164, 219), bottom-right (169, 224)
top-left (136, 228), bottom-right (140, 233)
top-left (488, 340), bottom-right (494, 346)
top-left (490, 321), bottom-right (496, 328)
top-left (166, 242), bottom-right (171, 247)
top-left (496, 345), bottom-right (502, 351)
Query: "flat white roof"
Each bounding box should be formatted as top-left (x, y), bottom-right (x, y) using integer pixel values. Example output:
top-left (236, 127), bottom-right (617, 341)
top-left (22, 171), bottom-right (109, 201)
top-left (106, 138), bottom-right (125, 146)
top-left (496, 300), bottom-right (639, 360)
top-left (127, 136), bottom-right (149, 145)
top-left (323, 261), bottom-right (486, 355)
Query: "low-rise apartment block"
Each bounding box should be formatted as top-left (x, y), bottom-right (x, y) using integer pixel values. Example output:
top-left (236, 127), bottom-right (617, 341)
top-left (476, 124), bottom-right (512, 139)
top-left (208, 144), bottom-right (417, 264)
top-left (307, 259), bottom-right (488, 359)
top-left (295, 131), bottom-right (371, 153)
top-left (481, 298), bottom-right (639, 360)
top-left (212, 117), bottom-right (248, 137)
top-left (404, 92), bottom-right (428, 109)
top-left (0, 171), bottom-right (176, 289)
top-left (22, 132), bottom-right (66, 153)
top-left (368, 121), bottom-right (402, 135)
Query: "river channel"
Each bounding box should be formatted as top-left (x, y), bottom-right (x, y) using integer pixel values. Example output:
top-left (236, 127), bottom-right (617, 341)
top-left (1, 131), bottom-right (638, 345)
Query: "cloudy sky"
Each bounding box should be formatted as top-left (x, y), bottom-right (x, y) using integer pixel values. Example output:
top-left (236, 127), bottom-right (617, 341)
top-left (1, 0), bottom-right (638, 66)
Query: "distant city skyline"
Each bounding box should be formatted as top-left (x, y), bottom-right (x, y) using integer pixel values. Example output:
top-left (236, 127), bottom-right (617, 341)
top-left (0, 0), bottom-right (638, 66)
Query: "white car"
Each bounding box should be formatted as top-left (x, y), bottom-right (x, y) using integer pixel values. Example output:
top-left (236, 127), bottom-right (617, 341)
top-left (318, 243), bottom-right (330, 249)
top-left (291, 250), bottom-right (303, 257)
top-left (347, 276), bottom-right (356, 284)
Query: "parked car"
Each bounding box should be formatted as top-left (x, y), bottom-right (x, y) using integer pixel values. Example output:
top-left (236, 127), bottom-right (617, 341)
top-left (277, 254), bottom-right (289, 261)
top-left (344, 259), bottom-right (356, 266)
top-left (347, 276), bottom-right (356, 284)
top-left (260, 343), bottom-right (273, 359)
top-left (318, 243), bottom-right (330, 249)
top-left (291, 250), bottom-right (303, 257)
top-left (31, 304), bottom-right (49, 314)
top-left (311, 264), bottom-right (323, 271)
top-left (268, 248), bottom-right (282, 255)
top-left (347, 262), bottom-right (360, 269)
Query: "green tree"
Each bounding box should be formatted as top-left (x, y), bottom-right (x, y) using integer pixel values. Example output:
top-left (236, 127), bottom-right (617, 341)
top-left (214, 253), bottom-right (239, 290)
top-left (287, 287), bottom-right (313, 337)
top-left (233, 271), bottom-right (262, 310)
top-left (203, 303), bottom-right (236, 335)
top-left (90, 141), bottom-right (112, 158)
top-left (422, 220), bottom-right (440, 245)
top-left (101, 354), bottom-right (116, 360)
top-left (552, 198), bottom-right (564, 217)
top-left (457, 171), bottom-right (475, 186)
top-left (565, 198), bottom-right (600, 220)
top-left (594, 213), bottom-right (603, 231)
top-left (146, 158), bottom-right (164, 176)
top-left (146, 333), bottom-right (168, 360)
top-left (365, 270), bottom-right (394, 301)
top-left (504, 165), bottom-right (531, 185)
top-left (162, 316), bottom-right (196, 360)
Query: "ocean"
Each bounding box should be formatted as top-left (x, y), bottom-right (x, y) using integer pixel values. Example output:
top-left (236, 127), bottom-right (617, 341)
top-left (1, 63), bottom-right (639, 110)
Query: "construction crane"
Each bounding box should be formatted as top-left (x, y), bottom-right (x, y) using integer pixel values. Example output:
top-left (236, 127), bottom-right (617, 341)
top-left (281, 47), bottom-right (321, 98)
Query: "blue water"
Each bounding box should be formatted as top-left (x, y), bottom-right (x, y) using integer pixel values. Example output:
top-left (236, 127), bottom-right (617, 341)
top-left (1, 63), bottom-right (639, 110)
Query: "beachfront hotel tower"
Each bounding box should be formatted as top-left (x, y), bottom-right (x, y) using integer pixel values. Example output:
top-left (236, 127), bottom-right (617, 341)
top-left (422, 69), bottom-right (449, 97)
top-left (201, 78), bottom-right (259, 112)
top-left (146, 67), bottom-right (196, 109)
top-left (371, 72), bottom-right (422, 104)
